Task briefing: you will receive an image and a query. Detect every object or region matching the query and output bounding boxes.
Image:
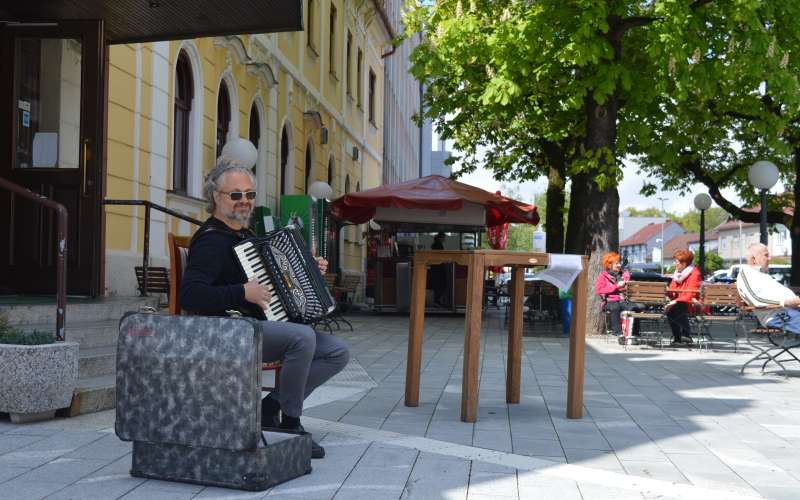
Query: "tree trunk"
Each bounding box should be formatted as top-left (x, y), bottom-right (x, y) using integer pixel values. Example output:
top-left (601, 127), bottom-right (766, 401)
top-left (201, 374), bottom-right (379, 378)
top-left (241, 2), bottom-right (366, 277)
top-left (581, 90), bottom-right (621, 336)
top-left (545, 165), bottom-right (566, 253)
top-left (792, 148), bottom-right (800, 286)
top-left (565, 173), bottom-right (588, 254)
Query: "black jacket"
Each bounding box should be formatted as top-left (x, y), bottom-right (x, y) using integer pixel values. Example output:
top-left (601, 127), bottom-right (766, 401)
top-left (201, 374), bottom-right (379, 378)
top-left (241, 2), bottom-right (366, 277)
top-left (179, 216), bottom-right (262, 318)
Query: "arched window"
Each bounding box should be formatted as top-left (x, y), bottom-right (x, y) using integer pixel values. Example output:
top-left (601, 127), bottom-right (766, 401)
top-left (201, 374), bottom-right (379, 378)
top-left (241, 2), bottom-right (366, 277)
top-left (280, 125), bottom-right (289, 195)
top-left (327, 157), bottom-right (334, 188)
top-left (249, 102), bottom-right (260, 174)
top-left (172, 51), bottom-right (192, 193)
top-left (344, 174), bottom-right (350, 194)
top-left (216, 81), bottom-right (231, 158)
top-left (304, 143), bottom-right (313, 193)
top-left (355, 181), bottom-right (360, 193)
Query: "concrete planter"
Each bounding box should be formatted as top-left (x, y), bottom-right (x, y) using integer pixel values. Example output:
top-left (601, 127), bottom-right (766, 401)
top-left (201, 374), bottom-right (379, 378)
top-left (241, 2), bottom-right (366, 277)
top-left (0, 341), bottom-right (79, 423)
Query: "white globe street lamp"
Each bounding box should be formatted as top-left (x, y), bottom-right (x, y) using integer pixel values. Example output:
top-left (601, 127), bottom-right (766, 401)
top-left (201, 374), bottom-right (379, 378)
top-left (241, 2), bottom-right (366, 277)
top-left (748, 160), bottom-right (779, 245)
top-left (693, 193), bottom-right (713, 277)
top-left (221, 138), bottom-right (258, 169)
top-left (308, 181), bottom-right (333, 201)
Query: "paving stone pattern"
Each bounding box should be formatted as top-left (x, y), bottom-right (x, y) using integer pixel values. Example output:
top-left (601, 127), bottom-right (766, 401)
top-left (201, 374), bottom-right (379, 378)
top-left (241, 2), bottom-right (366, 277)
top-left (2, 312), bottom-right (800, 498)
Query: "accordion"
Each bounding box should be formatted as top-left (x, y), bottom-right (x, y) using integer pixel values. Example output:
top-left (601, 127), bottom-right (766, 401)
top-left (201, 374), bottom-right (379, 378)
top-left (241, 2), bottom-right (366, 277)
top-left (233, 227), bottom-right (336, 323)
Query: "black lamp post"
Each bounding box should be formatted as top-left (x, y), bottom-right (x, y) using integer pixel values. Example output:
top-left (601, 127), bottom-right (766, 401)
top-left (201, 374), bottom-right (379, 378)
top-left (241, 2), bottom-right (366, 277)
top-left (748, 160), bottom-right (779, 245)
top-left (693, 193), bottom-right (712, 277)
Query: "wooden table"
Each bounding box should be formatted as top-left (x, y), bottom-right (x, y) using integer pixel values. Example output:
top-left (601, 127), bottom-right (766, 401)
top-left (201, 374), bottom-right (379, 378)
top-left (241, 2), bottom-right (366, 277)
top-left (404, 250), bottom-right (589, 422)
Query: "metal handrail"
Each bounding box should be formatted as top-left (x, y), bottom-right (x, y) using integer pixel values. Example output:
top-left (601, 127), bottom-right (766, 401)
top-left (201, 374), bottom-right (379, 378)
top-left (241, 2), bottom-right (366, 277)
top-left (104, 199), bottom-right (202, 296)
top-left (0, 176), bottom-right (68, 341)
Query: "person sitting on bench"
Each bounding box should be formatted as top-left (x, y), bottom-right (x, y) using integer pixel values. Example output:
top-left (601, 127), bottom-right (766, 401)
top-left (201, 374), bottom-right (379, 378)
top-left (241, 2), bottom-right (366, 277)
top-left (737, 242), bottom-right (800, 333)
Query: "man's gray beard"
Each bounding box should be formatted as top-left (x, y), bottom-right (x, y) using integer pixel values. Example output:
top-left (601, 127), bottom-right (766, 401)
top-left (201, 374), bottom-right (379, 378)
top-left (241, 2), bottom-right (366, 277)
top-left (222, 206), bottom-right (253, 227)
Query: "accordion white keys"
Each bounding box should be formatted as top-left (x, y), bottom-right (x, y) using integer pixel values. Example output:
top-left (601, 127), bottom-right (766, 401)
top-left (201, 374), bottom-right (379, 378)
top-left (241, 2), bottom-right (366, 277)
top-left (233, 227), bottom-right (336, 323)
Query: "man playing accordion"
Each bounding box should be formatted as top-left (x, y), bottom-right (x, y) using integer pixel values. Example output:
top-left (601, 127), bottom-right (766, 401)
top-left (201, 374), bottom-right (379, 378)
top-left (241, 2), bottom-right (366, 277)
top-left (180, 157), bottom-right (349, 459)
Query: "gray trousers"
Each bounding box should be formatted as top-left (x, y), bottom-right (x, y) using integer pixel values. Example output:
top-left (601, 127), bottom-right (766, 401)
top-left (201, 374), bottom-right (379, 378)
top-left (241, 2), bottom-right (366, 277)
top-left (260, 320), bottom-right (350, 418)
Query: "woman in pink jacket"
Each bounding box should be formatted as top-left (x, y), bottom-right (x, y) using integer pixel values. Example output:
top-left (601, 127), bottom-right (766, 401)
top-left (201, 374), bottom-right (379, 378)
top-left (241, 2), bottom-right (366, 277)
top-left (595, 252), bottom-right (633, 336)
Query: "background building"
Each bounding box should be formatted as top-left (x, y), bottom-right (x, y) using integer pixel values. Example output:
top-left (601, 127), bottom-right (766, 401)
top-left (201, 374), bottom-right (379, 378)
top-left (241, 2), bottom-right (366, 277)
top-left (715, 219), bottom-right (792, 264)
top-left (381, 0), bottom-right (421, 185)
top-left (104, 2), bottom-right (393, 296)
top-left (620, 221), bottom-right (685, 267)
top-left (619, 213), bottom-right (668, 242)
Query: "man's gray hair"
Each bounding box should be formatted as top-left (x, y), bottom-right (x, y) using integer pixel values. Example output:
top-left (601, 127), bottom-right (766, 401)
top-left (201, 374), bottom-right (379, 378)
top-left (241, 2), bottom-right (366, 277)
top-left (203, 156), bottom-right (257, 212)
top-left (746, 242), bottom-right (768, 258)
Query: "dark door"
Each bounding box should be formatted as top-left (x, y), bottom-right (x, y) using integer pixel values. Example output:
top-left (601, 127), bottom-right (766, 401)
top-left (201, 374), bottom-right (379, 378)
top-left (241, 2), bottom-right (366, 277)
top-left (0, 20), bottom-right (105, 296)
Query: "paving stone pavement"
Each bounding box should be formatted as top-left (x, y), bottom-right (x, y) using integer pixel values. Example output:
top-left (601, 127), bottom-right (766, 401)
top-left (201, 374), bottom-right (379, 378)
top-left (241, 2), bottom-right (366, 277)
top-left (2, 311), bottom-right (800, 499)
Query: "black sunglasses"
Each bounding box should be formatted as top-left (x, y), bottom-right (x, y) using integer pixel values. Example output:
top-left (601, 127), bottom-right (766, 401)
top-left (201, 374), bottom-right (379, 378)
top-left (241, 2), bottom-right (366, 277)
top-left (218, 190), bottom-right (256, 201)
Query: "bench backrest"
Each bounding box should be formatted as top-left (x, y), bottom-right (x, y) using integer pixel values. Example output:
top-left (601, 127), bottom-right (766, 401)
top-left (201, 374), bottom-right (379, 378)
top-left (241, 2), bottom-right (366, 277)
top-left (701, 283), bottom-right (739, 307)
top-left (339, 273), bottom-right (361, 292)
top-left (626, 280), bottom-right (668, 305)
top-left (324, 273), bottom-right (337, 290)
top-left (134, 266), bottom-right (169, 294)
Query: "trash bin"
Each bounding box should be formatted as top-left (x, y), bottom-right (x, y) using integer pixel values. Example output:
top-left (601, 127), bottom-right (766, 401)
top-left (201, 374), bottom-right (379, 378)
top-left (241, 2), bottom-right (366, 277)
top-left (559, 289), bottom-right (572, 336)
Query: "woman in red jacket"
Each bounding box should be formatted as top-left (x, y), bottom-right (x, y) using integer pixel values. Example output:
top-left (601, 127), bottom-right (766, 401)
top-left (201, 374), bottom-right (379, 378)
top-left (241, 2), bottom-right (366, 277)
top-left (666, 249), bottom-right (702, 345)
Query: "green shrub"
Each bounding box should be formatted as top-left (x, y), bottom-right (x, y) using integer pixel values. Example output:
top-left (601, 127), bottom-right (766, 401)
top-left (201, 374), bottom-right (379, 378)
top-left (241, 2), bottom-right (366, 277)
top-left (0, 330), bottom-right (55, 345)
top-left (0, 314), bottom-right (55, 345)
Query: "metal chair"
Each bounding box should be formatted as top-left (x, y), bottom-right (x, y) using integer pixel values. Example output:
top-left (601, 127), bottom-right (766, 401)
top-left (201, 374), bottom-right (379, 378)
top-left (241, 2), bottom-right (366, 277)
top-left (738, 305), bottom-right (800, 378)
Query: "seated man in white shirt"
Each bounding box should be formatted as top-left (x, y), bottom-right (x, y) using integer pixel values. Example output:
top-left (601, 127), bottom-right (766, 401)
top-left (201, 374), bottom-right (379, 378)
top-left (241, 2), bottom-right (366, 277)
top-left (736, 242), bottom-right (800, 333)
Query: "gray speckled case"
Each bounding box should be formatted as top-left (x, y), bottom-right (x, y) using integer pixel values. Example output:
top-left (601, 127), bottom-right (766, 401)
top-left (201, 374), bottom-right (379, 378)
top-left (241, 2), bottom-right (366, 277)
top-left (131, 430), bottom-right (312, 491)
top-left (116, 312), bottom-right (311, 490)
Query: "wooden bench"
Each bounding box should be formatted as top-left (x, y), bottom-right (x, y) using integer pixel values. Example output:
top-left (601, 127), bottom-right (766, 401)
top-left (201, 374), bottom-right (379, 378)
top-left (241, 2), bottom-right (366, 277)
top-left (135, 266), bottom-right (170, 307)
top-left (334, 273), bottom-right (361, 307)
top-left (626, 281), bottom-right (669, 347)
top-left (696, 283), bottom-right (740, 351)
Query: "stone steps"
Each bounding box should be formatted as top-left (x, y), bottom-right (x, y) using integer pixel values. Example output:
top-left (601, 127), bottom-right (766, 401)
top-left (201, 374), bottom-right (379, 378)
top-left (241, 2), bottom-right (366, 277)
top-left (70, 374), bottom-right (116, 415)
top-left (1, 296), bottom-right (158, 326)
top-left (78, 346), bottom-right (116, 379)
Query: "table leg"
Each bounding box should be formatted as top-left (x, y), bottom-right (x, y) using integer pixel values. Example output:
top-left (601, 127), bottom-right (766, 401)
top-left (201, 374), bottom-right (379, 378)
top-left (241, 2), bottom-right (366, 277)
top-left (506, 266), bottom-right (524, 404)
top-left (567, 257), bottom-right (587, 419)
top-left (405, 260), bottom-right (428, 407)
top-left (461, 254), bottom-right (485, 422)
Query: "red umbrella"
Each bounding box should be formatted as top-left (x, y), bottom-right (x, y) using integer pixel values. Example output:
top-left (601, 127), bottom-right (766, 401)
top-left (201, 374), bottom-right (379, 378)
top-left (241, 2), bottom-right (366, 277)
top-left (330, 175), bottom-right (539, 226)
top-left (487, 191), bottom-right (509, 272)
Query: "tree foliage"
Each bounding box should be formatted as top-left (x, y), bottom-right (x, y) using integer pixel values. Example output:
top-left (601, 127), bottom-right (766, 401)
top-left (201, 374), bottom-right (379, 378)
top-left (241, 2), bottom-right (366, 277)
top-left (404, 0), bottom-right (800, 331)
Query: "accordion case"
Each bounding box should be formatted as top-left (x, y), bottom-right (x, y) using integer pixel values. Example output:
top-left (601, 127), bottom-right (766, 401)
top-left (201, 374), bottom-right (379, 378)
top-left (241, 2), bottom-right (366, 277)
top-left (116, 312), bottom-right (311, 491)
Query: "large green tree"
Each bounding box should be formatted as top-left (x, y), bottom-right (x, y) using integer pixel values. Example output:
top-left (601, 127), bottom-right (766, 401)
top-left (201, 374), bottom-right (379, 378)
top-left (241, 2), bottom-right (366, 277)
top-left (405, 1), bottom-right (789, 333)
top-left (628, 2), bottom-right (800, 284)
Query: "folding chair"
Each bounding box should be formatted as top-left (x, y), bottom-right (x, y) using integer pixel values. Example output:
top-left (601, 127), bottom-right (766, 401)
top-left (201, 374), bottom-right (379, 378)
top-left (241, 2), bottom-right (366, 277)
top-left (738, 305), bottom-right (800, 377)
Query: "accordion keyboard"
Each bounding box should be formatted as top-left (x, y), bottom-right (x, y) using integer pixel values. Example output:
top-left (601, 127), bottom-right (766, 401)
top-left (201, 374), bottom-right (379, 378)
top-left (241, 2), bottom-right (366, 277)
top-left (233, 241), bottom-right (289, 322)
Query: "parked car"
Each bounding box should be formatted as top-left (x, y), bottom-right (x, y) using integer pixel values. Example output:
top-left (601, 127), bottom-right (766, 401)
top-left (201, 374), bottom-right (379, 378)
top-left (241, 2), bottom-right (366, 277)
top-left (768, 264), bottom-right (791, 286)
top-left (627, 270), bottom-right (671, 284)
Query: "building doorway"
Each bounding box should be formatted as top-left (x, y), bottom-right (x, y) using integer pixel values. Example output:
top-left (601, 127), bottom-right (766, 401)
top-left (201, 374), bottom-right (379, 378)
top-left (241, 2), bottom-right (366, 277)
top-left (0, 21), bottom-right (105, 295)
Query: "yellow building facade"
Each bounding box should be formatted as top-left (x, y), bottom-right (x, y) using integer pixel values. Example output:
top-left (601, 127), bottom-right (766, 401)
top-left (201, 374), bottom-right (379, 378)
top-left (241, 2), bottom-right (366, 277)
top-left (103, 1), bottom-right (392, 297)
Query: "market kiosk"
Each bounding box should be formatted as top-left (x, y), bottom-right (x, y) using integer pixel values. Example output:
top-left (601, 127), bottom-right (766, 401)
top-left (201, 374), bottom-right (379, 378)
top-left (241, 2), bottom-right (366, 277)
top-left (330, 175), bottom-right (539, 314)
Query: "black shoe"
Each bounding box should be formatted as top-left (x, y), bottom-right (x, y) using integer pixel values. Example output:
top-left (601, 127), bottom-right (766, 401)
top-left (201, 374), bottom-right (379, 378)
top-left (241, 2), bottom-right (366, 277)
top-left (682, 336), bottom-right (694, 345)
top-left (261, 413), bottom-right (281, 429)
top-left (279, 422), bottom-right (326, 459)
